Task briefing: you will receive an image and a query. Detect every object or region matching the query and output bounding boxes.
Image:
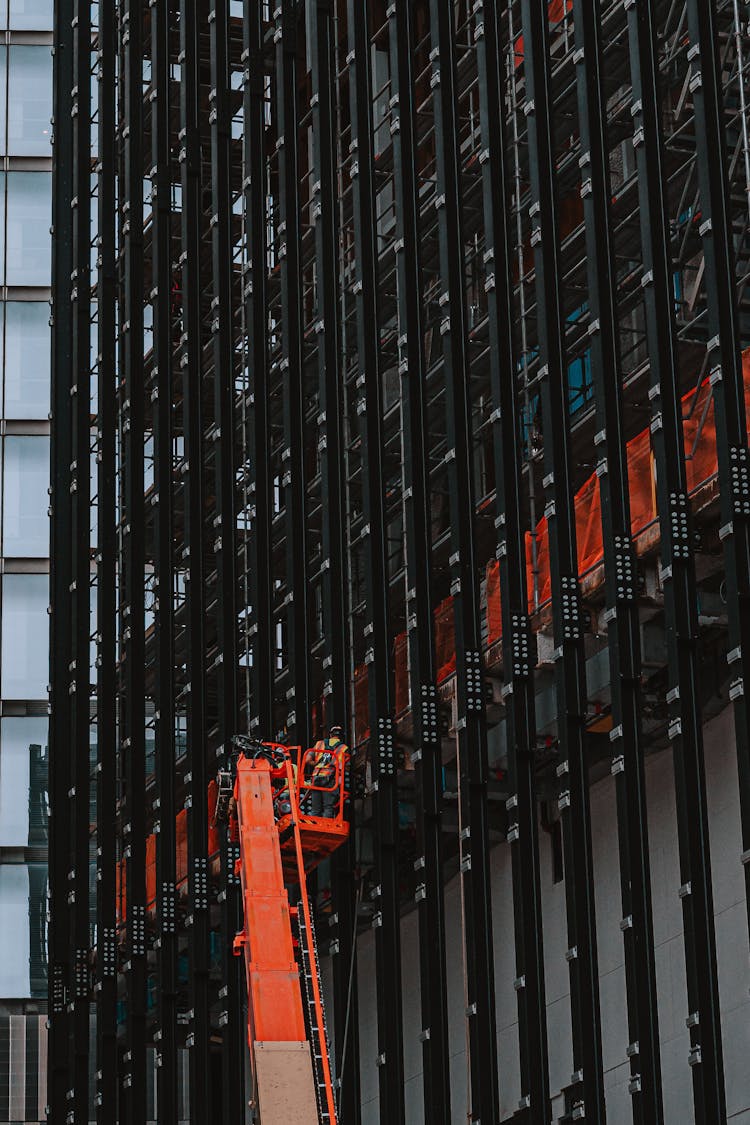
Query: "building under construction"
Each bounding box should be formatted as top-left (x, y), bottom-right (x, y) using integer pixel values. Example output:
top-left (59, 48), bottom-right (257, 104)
top-left (48, 0), bottom-right (750, 1122)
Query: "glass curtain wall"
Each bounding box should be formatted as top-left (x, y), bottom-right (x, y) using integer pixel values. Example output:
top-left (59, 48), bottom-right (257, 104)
top-left (0, 1), bottom-right (51, 1121)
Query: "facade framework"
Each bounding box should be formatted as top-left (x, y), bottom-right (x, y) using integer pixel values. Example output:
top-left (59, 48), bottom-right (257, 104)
top-left (49, 0), bottom-right (750, 1122)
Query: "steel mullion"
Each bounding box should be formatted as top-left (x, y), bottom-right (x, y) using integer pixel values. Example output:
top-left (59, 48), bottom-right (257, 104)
top-left (49, 0), bottom-right (76, 1115)
top-left (425, 4), bottom-right (499, 1120)
top-left (343, 4), bottom-right (398, 1122)
top-left (120, 0), bottom-right (148, 1117)
top-left (275, 0), bottom-right (311, 747)
top-left (519, 2), bottom-right (605, 1116)
top-left (150, 0), bottom-right (179, 1118)
top-left (475, 4), bottom-right (551, 1120)
top-left (626, 5), bottom-right (727, 1121)
top-left (685, 0), bottom-right (750, 942)
top-left (243, 1), bottom-right (274, 732)
top-left (386, 3), bottom-right (452, 1121)
top-left (308, 2), bottom-right (348, 731)
top-left (209, 2), bottom-right (244, 1115)
top-left (95, 0), bottom-right (119, 1113)
top-left (68, 0), bottom-right (94, 1117)
top-left (570, 2), bottom-right (665, 1120)
top-left (179, 0), bottom-right (213, 1111)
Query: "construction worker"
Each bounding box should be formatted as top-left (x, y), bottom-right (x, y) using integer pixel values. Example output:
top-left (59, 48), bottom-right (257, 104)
top-left (305, 724), bottom-right (349, 818)
top-left (270, 751), bottom-right (296, 820)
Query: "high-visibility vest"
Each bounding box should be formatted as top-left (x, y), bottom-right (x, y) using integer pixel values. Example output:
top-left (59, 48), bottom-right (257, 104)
top-left (311, 737), bottom-right (347, 786)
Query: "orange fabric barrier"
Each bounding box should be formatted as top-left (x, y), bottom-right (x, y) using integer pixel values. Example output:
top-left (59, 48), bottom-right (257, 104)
top-left (145, 834), bottom-right (156, 908)
top-left (683, 378), bottom-right (718, 493)
top-left (486, 349), bottom-right (750, 636)
top-left (627, 429), bottom-right (656, 536)
top-left (353, 663), bottom-right (369, 743)
top-left (394, 632), bottom-right (409, 715)
top-left (486, 560), bottom-right (503, 647)
top-left (116, 856), bottom-right (126, 927)
top-left (176, 808), bottom-right (188, 885)
top-left (435, 597), bottom-right (456, 683)
top-left (515, 2), bottom-right (573, 68)
top-left (576, 472), bottom-right (603, 576)
top-left (207, 778), bottom-right (220, 857)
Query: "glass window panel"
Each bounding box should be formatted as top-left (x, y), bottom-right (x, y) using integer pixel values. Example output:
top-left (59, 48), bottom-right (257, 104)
top-left (0, 863), bottom-right (47, 998)
top-left (6, 172), bottom-right (51, 287)
top-left (0, 865), bottom-right (31, 997)
top-left (3, 302), bottom-right (50, 419)
top-left (3, 436), bottom-right (49, 557)
top-left (0, 47), bottom-right (6, 151)
top-left (0, 716), bottom-right (47, 846)
top-left (1, 574), bottom-right (49, 699)
top-left (7, 47), bottom-right (52, 156)
top-left (7, 0), bottom-right (53, 29)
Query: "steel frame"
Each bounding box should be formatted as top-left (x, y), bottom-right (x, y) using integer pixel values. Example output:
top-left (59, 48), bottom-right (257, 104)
top-left (386, 2), bottom-right (452, 1122)
top-left (570, 2), bottom-right (664, 1119)
top-left (519, 1), bottom-right (606, 1116)
top-left (476, 4), bottom-right (551, 1120)
top-left (626, 3), bottom-right (726, 1120)
top-left (50, 2), bottom-right (750, 1122)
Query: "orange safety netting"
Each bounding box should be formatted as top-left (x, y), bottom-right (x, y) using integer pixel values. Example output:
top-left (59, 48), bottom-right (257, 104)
top-left (486, 350), bottom-right (750, 645)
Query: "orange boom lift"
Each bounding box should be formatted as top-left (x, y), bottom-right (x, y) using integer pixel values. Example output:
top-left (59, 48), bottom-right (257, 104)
top-left (215, 737), bottom-right (349, 1124)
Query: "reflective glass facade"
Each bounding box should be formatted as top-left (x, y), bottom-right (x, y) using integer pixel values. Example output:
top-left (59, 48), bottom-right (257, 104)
top-left (0, 1), bottom-right (51, 1119)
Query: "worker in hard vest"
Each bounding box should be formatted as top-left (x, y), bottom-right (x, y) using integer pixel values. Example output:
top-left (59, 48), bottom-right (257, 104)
top-left (268, 750), bottom-right (297, 820)
top-left (306, 724), bottom-right (349, 818)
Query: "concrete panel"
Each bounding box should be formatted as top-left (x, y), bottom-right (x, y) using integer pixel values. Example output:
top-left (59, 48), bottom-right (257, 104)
top-left (349, 703), bottom-right (750, 1123)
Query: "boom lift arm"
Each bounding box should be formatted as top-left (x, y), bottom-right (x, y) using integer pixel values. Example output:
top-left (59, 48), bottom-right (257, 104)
top-left (219, 739), bottom-right (348, 1124)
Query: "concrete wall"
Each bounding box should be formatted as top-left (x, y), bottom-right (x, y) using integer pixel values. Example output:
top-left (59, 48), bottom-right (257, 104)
top-left (349, 704), bottom-right (750, 1123)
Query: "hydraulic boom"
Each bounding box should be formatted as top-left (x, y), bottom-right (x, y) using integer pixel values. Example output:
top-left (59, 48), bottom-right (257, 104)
top-left (220, 739), bottom-right (349, 1124)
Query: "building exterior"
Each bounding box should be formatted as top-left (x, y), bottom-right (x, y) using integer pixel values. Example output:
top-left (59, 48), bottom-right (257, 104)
top-left (0, 0), bottom-right (52, 1120)
top-left (49, 2), bottom-right (750, 1124)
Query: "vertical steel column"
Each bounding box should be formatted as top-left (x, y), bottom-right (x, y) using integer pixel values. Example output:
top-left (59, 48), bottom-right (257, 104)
top-left (275, 0), bottom-right (311, 746)
top-left (209, 2), bottom-right (245, 1115)
top-left (570, 2), bottom-right (664, 1119)
top-left (426, 4), bottom-right (499, 1120)
top-left (179, 0), bottom-right (213, 1112)
top-left (625, 5), bottom-right (726, 1121)
top-left (308, 1), bottom-right (348, 730)
top-left (518, 1), bottom-right (605, 1116)
top-left (343, 4), bottom-right (396, 1122)
top-left (150, 0), bottom-right (179, 1118)
top-left (49, 0), bottom-right (75, 1116)
top-left (67, 0), bottom-right (93, 1117)
top-left (244, 1), bottom-right (274, 732)
top-left (95, 0), bottom-right (119, 1115)
top-left (120, 0), bottom-right (148, 1117)
top-left (685, 0), bottom-right (750, 937)
top-left (387, 6), bottom-right (451, 1119)
top-left (474, 4), bottom-right (551, 1120)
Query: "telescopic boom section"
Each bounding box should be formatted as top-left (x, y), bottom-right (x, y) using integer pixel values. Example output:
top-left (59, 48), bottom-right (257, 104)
top-left (231, 747), bottom-right (344, 1125)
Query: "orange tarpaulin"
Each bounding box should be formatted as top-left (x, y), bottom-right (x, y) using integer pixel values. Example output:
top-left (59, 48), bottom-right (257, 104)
top-left (486, 349), bottom-right (749, 641)
top-left (117, 801), bottom-right (206, 926)
top-left (394, 632), bottom-right (409, 715)
top-left (353, 663), bottom-right (369, 743)
top-left (486, 559), bottom-right (503, 646)
top-left (435, 597), bottom-right (457, 683)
